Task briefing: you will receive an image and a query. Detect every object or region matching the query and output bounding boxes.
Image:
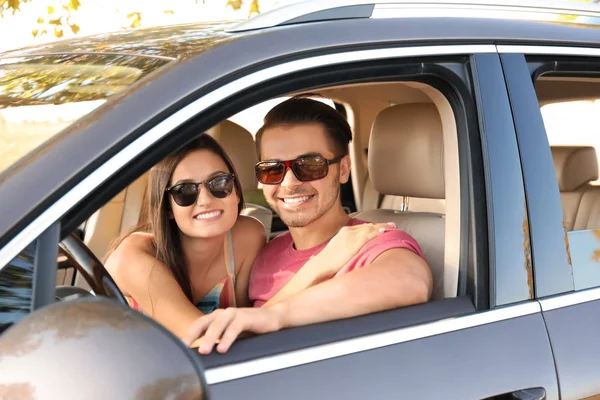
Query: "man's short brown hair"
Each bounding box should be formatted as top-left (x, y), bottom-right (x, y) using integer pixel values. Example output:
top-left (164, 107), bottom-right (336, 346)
top-left (255, 95), bottom-right (352, 159)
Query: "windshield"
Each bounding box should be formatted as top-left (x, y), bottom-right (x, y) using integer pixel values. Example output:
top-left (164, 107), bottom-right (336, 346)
top-left (0, 53), bottom-right (171, 174)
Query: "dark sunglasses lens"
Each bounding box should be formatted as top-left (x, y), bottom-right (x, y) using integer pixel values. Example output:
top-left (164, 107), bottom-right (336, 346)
top-left (207, 174), bottom-right (234, 198)
top-left (293, 156), bottom-right (328, 182)
top-left (170, 183), bottom-right (198, 207)
top-left (256, 162), bottom-right (285, 184)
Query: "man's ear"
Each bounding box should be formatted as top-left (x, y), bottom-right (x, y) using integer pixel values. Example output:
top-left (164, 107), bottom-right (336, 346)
top-left (339, 155), bottom-right (351, 184)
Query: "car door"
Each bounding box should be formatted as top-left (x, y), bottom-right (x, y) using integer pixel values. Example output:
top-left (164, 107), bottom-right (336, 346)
top-left (500, 45), bottom-right (600, 400)
top-left (0, 20), bottom-right (559, 399)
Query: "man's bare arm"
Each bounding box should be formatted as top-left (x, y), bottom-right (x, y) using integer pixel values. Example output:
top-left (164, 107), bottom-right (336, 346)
top-left (268, 248), bottom-right (432, 328)
top-left (263, 222), bottom-right (394, 307)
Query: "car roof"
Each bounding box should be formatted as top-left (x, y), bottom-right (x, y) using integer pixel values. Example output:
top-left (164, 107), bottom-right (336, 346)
top-left (231, 0), bottom-right (600, 32)
top-left (1, 0), bottom-right (599, 60)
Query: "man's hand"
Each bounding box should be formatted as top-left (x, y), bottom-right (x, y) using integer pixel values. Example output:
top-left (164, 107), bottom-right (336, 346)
top-left (182, 306), bottom-right (284, 354)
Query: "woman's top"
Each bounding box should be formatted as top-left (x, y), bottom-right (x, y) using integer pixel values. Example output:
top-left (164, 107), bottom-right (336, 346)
top-left (125, 230), bottom-right (237, 314)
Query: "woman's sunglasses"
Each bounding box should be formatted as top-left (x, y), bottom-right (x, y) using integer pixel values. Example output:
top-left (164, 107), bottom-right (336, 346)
top-left (255, 155), bottom-right (343, 185)
top-left (165, 173), bottom-right (236, 207)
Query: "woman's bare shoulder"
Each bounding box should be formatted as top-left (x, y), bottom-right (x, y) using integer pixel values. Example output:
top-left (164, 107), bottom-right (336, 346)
top-left (232, 215), bottom-right (266, 242)
top-left (231, 215), bottom-right (267, 264)
top-left (104, 233), bottom-right (156, 275)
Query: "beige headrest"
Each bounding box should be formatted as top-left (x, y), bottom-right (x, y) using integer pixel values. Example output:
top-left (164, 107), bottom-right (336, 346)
top-left (207, 120), bottom-right (258, 192)
top-left (368, 103), bottom-right (444, 199)
top-left (551, 146), bottom-right (599, 192)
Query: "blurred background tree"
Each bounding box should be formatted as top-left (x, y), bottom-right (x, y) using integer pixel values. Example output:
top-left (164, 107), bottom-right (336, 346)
top-left (227, 0), bottom-right (259, 16)
top-left (0, 0), bottom-right (263, 40)
top-left (558, 0), bottom-right (599, 21)
top-left (1, 0), bottom-right (83, 38)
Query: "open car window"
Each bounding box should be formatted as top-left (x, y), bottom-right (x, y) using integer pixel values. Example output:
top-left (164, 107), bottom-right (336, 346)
top-left (63, 52), bottom-right (486, 353)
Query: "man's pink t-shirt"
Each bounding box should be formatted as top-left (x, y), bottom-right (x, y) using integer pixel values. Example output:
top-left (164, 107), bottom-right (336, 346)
top-left (248, 218), bottom-right (426, 307)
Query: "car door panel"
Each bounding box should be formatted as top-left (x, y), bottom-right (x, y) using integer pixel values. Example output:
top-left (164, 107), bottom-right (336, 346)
top-left (540, 294), bottom-right (600, 400)
top-left (208, 307), bottom-right (558, 400)
top-left (201, 296), bottom-right (475, 369)
top-left (500, 48), bottom-right (600, 400)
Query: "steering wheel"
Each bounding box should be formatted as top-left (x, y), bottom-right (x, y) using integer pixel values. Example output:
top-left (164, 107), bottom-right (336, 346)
top-left (58, 232), bottom-right (128, 306)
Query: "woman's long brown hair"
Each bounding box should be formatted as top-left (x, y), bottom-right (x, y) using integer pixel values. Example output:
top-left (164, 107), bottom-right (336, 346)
top-left (106, 134), bottom-right (244, 301)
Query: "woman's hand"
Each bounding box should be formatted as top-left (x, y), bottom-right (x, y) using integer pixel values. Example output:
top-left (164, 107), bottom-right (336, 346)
top-left (313, 221), bottom-right (396, 277)
top-left (184, 306), bottom-right (283, 354)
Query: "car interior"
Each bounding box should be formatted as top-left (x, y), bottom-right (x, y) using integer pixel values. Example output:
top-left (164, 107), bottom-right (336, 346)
top-left (536, 76), bottom-right (600, 234)
top-left (550, 145), bottom-right (600, 232)
top-left (50, 73), bottom-right (600, 350)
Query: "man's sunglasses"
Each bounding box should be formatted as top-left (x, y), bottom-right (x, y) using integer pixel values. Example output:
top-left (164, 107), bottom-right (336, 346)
top-left (255, 155), bottom-right (343, 185)
top-left (165, 173), bottom-right (236, 207)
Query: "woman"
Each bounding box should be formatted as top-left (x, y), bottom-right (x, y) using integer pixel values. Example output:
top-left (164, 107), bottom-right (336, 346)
top-left (105, 134), bottom-right (390, 340)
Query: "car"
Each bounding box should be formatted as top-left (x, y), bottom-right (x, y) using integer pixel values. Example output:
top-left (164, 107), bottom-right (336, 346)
top-left (1, 0), bottom-right (600, 398)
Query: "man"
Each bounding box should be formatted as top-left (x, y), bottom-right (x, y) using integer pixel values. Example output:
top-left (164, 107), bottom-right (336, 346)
top-left (183, 96), bottom-right (432, 354)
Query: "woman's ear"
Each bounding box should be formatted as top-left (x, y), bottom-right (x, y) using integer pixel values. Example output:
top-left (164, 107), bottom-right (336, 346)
top-left (339, 155), bottom-right (351, 184)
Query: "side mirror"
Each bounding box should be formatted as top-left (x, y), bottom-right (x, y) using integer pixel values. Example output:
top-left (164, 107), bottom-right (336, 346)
top-left (0, 298), bottom-right (210, 399)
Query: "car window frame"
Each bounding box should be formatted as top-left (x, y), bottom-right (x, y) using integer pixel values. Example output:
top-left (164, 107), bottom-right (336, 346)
top-left (498, 45), bottom-right (600, 304)
top-left (31, 223), bottom-right (60, 311)
top-left (471, 52), bottom-right (535, 307)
